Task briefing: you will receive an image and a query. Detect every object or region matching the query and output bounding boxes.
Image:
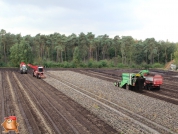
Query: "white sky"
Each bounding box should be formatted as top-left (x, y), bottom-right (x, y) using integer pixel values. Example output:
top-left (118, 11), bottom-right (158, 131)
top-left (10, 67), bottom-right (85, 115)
top-left (1, 0), bottom-right (178, 42)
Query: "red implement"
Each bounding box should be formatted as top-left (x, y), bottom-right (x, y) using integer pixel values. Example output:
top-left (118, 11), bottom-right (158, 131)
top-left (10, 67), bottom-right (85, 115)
top-left (27, 64), bottom-right (46, 79)
top-left (144, 75), bottom-right (163, 90)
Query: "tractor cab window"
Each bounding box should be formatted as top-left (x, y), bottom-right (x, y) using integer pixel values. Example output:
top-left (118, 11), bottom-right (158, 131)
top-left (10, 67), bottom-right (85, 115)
top-left (38, 68), bottom-right (43, 72)
top-left (22, 65), bottom-right (26, 68)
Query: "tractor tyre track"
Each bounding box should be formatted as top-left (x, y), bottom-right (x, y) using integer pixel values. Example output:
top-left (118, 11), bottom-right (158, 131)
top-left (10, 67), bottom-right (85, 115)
top-left (13, 72), bottom-right (55, 134)
top-left (10, 71), bottom-right (41, 134)
top-left (6, 71), bottom-right (29, 133)
top-left (1, 71), bottom-right (29, 134)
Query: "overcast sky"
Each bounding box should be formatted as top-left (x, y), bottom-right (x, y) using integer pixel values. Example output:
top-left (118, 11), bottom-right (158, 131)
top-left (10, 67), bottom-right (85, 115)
top-left (1, 0), bottom-right (178, 42)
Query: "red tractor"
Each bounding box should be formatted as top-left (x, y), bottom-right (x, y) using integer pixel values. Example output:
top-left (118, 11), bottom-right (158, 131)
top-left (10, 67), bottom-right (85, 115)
top-left (27, 64), bottom-right (45, 79)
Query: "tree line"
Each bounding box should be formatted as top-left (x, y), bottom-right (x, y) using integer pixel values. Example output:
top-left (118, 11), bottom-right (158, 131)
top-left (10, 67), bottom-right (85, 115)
top-left (0, 29), bottom-right (177, 68)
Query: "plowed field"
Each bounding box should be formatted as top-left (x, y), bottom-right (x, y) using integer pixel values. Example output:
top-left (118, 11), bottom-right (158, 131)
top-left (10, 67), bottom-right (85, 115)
top-left (0, 68), bottom-right (118, 134)
top-left (1, 68), bottom-right (178, 134)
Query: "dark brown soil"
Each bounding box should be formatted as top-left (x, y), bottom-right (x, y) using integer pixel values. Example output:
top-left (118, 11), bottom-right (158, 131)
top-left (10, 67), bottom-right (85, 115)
top-left (0, 68), bottom-right (118, 134)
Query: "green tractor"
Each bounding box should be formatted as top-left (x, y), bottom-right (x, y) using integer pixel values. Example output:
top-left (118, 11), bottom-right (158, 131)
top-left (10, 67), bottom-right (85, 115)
top-left (114, 73), bottom-right (145, 91)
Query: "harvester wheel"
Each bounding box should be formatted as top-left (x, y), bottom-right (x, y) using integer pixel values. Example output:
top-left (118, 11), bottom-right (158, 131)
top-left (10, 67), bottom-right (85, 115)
top-left (157, 86), bottom-right (160, 90)
top-left (148, 85), bottom-right (151, 90)
top-left (114, 82), bottom-right (117, 86)
top-left (114, 82), bottom-right (120, 87)
top-left (126, 84), bottom-right (130, 90)
top-left (145, 85), bottom-right (148, 90)
top-left (135, 78), bottom-right (144, 91)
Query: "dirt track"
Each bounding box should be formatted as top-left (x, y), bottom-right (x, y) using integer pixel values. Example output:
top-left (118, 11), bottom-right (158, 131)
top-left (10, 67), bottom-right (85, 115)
top-left (0, 68), bottom-right (118, 134)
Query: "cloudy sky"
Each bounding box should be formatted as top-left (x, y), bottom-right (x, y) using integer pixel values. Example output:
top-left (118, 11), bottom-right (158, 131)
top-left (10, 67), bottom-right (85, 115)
top-left (1, 0), bottom-right (178, 42)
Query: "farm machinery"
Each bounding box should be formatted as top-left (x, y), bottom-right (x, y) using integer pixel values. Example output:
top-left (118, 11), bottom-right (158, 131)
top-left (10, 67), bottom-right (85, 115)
top-left (20, 62), bottom-right (28, 74)
top-left (114, 73), bottom-right (145, 91)
top-left (139, 70), bottom-right (163, 90)
top-left (27, 64), bottom-right (45, 79)
top-left (114, 70), bottom-right (163, 91)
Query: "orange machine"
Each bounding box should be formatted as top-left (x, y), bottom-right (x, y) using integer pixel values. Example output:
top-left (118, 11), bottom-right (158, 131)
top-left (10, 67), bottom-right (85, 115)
top-left (27, 64), bottom-right (45, 79)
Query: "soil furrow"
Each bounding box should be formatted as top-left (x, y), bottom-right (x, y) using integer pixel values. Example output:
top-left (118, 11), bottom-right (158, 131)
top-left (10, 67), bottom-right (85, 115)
top-left (13, 72), bottom-right (55, 134)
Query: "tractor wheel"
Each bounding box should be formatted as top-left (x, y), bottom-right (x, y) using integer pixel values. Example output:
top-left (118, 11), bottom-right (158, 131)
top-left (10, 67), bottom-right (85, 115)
top-left (114, 82), bottom-right (117, 87)
top-left (157, 86), bottom-right (160, 90)
top-left (123, 84), bottom-right (126, 89)
top-left (145, 85), bottom-right (148, 90)
top-left (117, 83), bottom-right (119, 87)
top-left (37, 75), bottom-right (39, 79)
top-left (33, 73), bottom-right (35, 77)
top-left (148, 85), bottom-right (151, 90)
top-left (130, 86), bottom-right (133, 90)
top-left (126, 84), bottom-right (130, 90)
top-left (114, 82), bottom-right (120, 87)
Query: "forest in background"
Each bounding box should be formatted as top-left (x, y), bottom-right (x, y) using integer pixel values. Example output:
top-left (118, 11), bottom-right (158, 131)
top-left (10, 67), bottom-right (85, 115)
top-left (0, 29), bottom-right (178, 69)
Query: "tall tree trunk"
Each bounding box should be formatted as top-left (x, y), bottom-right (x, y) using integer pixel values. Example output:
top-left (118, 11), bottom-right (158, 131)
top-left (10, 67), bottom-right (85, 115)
top-left (3, 42), bottom-right (7, 63)
top-left (125, 56), bottom-right (127, 64)
top-left (97, 47), bottom-right (99, 61)
top-left (96, 48), bottom-right (98, 61)
top-left (165, 48), bottom-right (167, 64)
top-left (146, 52), bottom-right (147, 64)
top-left (122, 54), bottom-right (124, 64)
top-left (61, 51), bottom-right (63, 62)
top-left (56, 50), bottom-right (59, 62)
top-left (89, 46), bottom-right (92, 59)
top-left (65, 48), bottom-right (66, 61)
top-left (157, 50), bottom-right (159, 63)
top-left (102, 52), bottom-right (105, 60)
top-left (115, 48), bottom-right (117, 57)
